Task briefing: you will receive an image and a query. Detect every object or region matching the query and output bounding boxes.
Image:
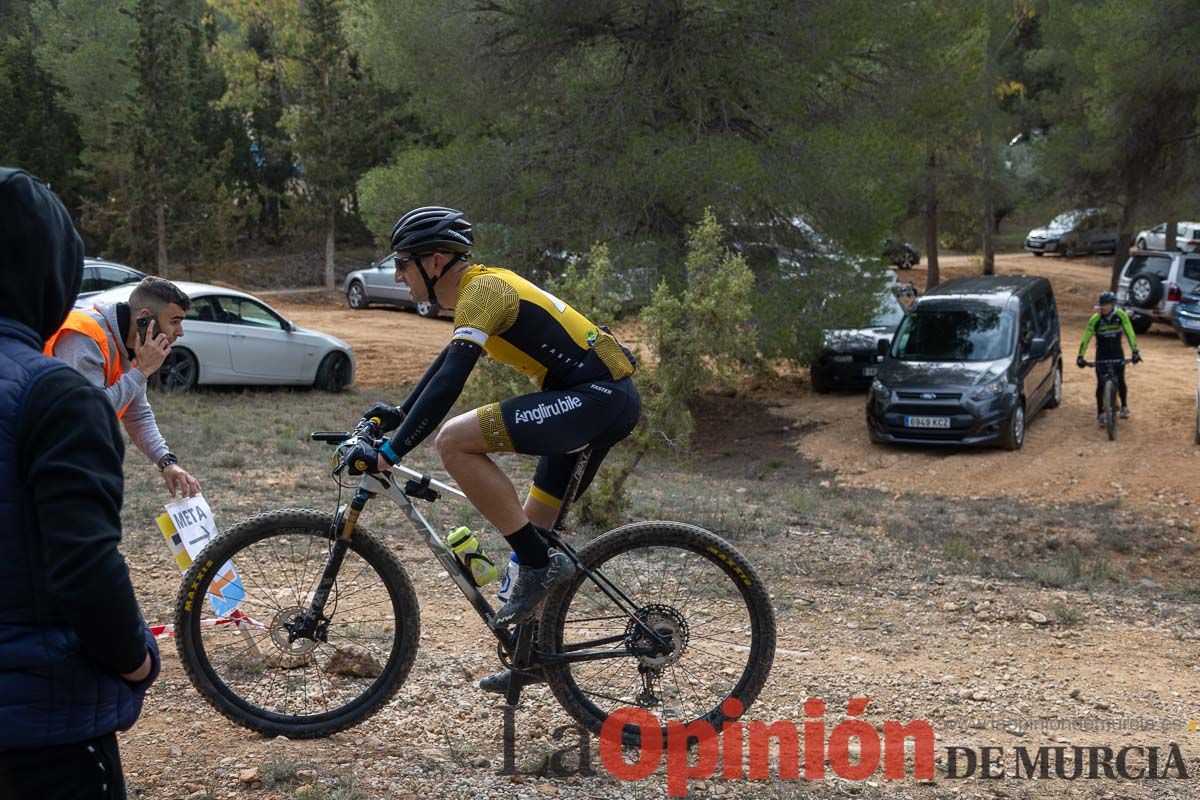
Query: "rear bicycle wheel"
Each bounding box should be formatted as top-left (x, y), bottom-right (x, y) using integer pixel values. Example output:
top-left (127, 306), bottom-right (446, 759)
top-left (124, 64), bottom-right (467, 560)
top-left (1105, 379), bottom-right (1118, 441)
top-left (541, 521), bottom-right (776, 746)
top-left (174, 509), bottom-right (420, 738)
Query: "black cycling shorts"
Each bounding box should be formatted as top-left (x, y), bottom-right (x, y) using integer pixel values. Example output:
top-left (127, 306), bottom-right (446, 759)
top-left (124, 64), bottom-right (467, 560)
top-left (474, 376), bottom-right (641, 509)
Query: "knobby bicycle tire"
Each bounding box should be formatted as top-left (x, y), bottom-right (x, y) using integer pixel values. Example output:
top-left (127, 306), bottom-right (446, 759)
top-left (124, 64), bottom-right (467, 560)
top-left (1105, 380), bottom-right (1118, 441)
top-left (541, 521), bottom-right (776, 747)
top-left (174, 509), bottom-right (420, 738)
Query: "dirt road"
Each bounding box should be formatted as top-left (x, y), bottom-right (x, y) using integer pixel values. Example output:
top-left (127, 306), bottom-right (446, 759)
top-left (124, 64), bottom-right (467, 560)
top-left (276, 252), bottom-right (1199, 512)
top-left (790, 253), bottom-right (1200, 511)
top-left (112, 260), bottom-right (1200, 799)
top-left (272, 301), bottom-right (455, 389)
top-left (271, 300), bottom-right (650, 389)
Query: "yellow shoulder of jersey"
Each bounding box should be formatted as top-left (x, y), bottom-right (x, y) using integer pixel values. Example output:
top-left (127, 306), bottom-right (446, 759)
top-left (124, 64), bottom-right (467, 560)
top-left (453, 267), bottom-right (519, 342)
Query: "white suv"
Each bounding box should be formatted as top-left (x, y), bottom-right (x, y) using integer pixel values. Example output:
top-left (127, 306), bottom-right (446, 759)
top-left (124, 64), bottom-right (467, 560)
top-left (1134, 222), bottom-right (1200, 252)
top-left (1116, 250), bottom-right (1200, 334)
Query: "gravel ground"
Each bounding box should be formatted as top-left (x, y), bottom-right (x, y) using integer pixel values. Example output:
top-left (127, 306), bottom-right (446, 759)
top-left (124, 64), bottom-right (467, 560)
top-left (108, 251), bottom-right (1200, 799)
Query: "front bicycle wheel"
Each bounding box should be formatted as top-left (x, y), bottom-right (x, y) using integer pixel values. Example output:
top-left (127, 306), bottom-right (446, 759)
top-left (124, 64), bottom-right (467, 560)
top-left (174, 509), bottom-right (420, 738)
top-left (542, 521), bottom-right (776, 746)
top-left (1105, 380), bottom-right (1118, 441)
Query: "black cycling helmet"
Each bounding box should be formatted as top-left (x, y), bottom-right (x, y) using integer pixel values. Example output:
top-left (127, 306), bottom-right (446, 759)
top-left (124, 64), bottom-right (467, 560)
top-left (1099, 291), bottom-right (1117, 305)
top-left (389, 206), bottom-right (473, 301)
top-left (390, 206), bottom-right (473, 255)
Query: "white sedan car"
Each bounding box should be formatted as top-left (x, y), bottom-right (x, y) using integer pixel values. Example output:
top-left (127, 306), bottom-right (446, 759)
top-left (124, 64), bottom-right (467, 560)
top-left (77, 281), bottom-right (355, 392)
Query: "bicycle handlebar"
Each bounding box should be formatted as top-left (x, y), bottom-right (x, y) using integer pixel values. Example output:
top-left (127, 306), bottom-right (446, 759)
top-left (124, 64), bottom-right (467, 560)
top-left (309, 417), bottom-right (468, 500)
top-left (311, 430), bottom-right (351, 443)
top-left (311, 416), bottom-right (382, 445)
top-left (1084, 358), bottom-right (1134, 367)
top-left (310, 418), bottom-right (385, 477)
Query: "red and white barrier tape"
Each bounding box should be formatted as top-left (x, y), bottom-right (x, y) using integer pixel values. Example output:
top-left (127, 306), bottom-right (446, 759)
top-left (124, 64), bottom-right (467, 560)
top-left (150, 609), bottom-right (266, 640)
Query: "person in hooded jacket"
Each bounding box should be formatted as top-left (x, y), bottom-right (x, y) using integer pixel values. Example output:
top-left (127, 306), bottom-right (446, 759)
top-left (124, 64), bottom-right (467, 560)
top-left (0, 167), bottom-right (160, 799)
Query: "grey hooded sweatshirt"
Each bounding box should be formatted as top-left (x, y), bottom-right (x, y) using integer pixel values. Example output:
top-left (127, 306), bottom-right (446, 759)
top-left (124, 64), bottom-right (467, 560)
top-left (49, 300), bottom-right (171, 464)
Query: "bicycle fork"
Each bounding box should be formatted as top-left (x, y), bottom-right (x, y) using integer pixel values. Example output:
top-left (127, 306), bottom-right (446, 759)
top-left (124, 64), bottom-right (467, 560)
top-left (285, 487), bottom-right (372, 644)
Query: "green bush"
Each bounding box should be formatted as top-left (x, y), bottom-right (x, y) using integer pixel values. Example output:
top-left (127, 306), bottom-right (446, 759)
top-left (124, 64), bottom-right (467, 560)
top-left (547, 241), bottom-right (623, 324)
top-left (640, 207), bottom-right (756, 449)
top-left (577, 209), bottom-right (756, 528)
top-left (576, 454), bottom-right (633, 530)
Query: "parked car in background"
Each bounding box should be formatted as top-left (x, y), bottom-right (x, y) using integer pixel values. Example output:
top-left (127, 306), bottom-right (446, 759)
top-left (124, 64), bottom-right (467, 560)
top-left (811, 290), bottom-right (907, 392)
top-left (1134, 222), bottom-right (1200, 252)
top-left (78, 281), bottom-right (355, 392)
top-left (1172, 291), bottom-right (1200, 347)
top-left (77, 258), bottom-right (146, 301)
top-left (1024, 209), bottom-right (1118, 257)
top-left (866, 275), bottom-right (1062, 450)
top-left (1115, 249), bottom-right (1200, 336)
top-left (883, 239), bottom-right (920, 270)
top-left (344, 253), bottom-right (440, 317)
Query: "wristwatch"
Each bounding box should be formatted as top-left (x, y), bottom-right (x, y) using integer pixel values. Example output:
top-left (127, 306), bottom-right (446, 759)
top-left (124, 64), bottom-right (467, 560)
top-left (157, 452), bottom-right (179, 471)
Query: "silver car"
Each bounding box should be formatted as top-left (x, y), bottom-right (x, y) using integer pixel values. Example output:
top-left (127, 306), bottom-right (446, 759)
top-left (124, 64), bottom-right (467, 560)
top-left (77, 281), bottom-right (355, 392)
top-left (344, 253), bottom-right (440, 317)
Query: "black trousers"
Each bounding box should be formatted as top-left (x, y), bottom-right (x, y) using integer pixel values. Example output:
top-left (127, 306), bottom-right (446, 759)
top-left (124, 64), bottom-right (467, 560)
top-left (1095, 362), bottom-right (1127, 412)
top-left (0, 732), bottom-right (125, 800)
top-left (490, 376), bottom-right (642, 506)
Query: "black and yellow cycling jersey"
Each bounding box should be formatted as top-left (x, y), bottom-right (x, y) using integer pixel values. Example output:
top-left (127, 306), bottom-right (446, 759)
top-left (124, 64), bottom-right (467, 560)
top-left (450, 265), bottom-right (635, 390)
top-left (378, 262), bottom-right (641, 509)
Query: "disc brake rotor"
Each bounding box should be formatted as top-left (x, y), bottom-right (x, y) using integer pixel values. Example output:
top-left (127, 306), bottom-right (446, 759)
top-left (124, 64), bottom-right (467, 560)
top-left (626, 604), bottom-right (688, 668)
top-left (271, 606), bottom-right (320, 655)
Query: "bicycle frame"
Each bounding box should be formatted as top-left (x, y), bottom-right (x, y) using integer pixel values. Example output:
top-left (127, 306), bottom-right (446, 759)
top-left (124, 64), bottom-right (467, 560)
top-left (1088, 357), bottom-right (1130, 382)
top-left (296, 452), bottom-right (671, 703)
top-left (1086, 358), bottom-right (1132, 407)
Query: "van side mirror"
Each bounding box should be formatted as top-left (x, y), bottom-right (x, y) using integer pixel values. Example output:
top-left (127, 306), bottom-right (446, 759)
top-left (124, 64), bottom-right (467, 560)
top-left (1029, 337), bottom-right (1048, 360)
top-left (876, 338), bottom-right (891, 358)
top-left (282, 319), bottom-right (294, 333)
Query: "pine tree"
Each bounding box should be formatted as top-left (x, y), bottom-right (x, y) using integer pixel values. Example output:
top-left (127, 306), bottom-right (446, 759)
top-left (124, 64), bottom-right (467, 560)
top-left (127, 0), bottom-right (199, 274)
top-left (1038, 0), bottom-right (1200, 287)
top-left (288, 0), bottom-right (363, 289)
top-left (0, 32), bottom-right (83, 202)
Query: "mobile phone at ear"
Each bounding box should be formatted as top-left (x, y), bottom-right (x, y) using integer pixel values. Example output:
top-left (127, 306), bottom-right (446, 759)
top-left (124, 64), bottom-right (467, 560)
top-left (137, 316), bottom-right (152, 344)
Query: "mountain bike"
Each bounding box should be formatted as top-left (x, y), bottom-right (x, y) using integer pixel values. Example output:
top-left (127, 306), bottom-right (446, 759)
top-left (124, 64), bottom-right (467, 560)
top-left (1084, 357), bottom-right (1133, 441)
top-left (174, 417), bottom-right (776, 743)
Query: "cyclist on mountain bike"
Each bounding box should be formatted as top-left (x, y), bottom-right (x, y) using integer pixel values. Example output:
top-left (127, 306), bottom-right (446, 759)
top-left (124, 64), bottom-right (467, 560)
top-left (1076, 291), bottom-right (1141, 424)
top-left (351, 206), bottom-right (641, 693)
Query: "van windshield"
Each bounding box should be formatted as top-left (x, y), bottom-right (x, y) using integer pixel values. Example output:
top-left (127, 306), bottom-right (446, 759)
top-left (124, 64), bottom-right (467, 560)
top-left (891, 303), bottom-right (1015, 362)
top-left (1047, 211), bottom-right (1086, 232)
